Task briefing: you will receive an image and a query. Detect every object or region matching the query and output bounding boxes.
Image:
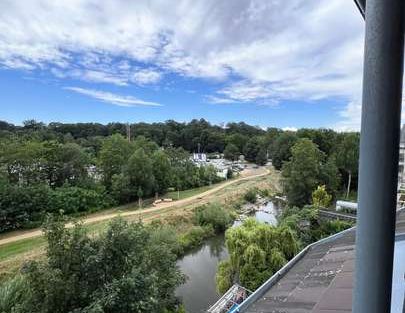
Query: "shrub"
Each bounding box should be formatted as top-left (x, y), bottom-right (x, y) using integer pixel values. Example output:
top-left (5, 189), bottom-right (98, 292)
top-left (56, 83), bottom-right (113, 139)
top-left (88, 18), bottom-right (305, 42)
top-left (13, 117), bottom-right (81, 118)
top-left (50, 186), bottom-right (110, 214)
top-left (243, 188), bottom-right (257, 203)
top-left (0, 184), bottom-right (52, 232)
top-left (178, 226), bottom-right (214, 251)
top-left (193, 204), bottom-right (233, 233)
top-left (16, 217), bottom-right (185, 313)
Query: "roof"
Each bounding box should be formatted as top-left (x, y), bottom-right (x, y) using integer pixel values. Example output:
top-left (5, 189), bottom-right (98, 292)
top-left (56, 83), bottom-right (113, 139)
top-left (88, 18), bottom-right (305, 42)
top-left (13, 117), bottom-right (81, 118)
top-left (239, 209), bottom-right (405, 313)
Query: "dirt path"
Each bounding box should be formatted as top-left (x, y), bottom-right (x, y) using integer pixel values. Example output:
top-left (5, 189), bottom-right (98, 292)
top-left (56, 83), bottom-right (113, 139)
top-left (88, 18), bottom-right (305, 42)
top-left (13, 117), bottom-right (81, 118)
top-left (0, 167), bottom-right (269, 247)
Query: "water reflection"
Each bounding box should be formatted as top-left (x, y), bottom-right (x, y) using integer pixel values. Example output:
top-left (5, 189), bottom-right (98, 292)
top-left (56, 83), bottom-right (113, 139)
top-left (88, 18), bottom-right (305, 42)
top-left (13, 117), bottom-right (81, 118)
top-left (176, 201), bottom-right (278, 313)
top-left (176, 235), bottom-right (228, 313)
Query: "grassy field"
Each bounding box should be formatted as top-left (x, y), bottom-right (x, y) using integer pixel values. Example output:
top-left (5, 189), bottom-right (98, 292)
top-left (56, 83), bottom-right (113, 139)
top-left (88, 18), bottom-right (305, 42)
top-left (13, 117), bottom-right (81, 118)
top-left (0, 168), bottom-right (280, 281)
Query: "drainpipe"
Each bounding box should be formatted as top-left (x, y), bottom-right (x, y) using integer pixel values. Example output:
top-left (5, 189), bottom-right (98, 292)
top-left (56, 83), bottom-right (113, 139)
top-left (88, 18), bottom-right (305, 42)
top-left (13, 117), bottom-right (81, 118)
top-left (353, 0), bottom-right (405, 312)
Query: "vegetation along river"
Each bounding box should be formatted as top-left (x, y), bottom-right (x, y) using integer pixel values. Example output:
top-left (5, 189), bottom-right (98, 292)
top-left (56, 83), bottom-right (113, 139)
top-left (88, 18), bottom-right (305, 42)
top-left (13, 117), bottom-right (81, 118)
top-left (176, 200), bottom-right (279, 313)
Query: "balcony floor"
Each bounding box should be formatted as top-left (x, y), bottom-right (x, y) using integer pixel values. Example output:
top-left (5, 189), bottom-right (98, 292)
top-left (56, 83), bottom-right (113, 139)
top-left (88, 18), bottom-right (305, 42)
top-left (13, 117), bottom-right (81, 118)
top-left (244, 209), bottom-right (405, 313)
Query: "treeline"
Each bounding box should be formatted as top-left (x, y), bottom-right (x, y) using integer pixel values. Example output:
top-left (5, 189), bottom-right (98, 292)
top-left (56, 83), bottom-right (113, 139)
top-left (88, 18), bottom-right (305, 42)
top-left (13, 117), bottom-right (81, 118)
top-left (0, 118), bottom-right (360, 231)
top-left (0, 133), bottom-right (222, 232)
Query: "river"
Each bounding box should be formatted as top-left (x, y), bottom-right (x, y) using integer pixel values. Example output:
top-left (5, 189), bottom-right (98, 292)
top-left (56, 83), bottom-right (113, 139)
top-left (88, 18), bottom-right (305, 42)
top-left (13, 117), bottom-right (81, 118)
top-left (176, 200), bottom-right (279, 313)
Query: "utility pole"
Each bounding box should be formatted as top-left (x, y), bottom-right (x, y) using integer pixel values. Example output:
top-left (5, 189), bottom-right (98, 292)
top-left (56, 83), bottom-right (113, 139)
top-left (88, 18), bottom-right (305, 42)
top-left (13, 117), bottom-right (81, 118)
top-left (126, 123), bottom-right (131, 142)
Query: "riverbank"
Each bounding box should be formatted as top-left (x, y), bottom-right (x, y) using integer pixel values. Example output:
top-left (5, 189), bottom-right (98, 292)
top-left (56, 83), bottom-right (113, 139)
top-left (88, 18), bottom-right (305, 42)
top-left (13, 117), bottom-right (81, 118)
top-left (177, 196), bottom-right (281, 313)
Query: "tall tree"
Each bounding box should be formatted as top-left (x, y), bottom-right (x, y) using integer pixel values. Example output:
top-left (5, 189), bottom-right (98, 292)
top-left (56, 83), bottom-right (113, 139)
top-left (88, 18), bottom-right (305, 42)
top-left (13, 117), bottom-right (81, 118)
top-left (282, 139), bottom-right (323, 207)
top-left (255, 148), bottom-right (268, 165)
top-left (336, 133), bottom-right (359, 199)
top-left (271, 132), bottom-right (298, 170)
top-left (243, 137), bottom-right (261, 163)
top-left (98, 134), bottom-right (133, 188)
top-left (223, 143), bottom-right (240, 161)
top-left (151, 150), bottom-right (172, 196)
top-left (125, 148), bottom-right (155, 199)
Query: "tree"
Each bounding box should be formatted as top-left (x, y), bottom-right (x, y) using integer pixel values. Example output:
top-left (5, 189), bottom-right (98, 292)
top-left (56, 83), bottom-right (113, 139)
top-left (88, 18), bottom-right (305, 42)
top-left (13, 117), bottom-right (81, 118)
top-left (319, 155), bottom-right (340, 197)
top-left (17, 217), bottom-right (184, 313)
top-left (98, 134), bottom-right (133, 188)
top-left (43, 141), bottom-right (90, 187)
top-left (243, 137), bottom-right (261, 163)
top-left (151, 150), bottom-right (172, 197)
top-left (225, 134), bottom-right (247, 154)
top-left (282, 139), bottom-right (323, 207)
top-left (133, 136), bottom-right (159, 155)
top-left (271, 132), bottom-right (298, 170)
top-left (255, 148), bottom-right (267, 165)
top-left (223, 143), bottom-right (239, 161)
top-left (125, 148), bottom-right (155, 199)
top-left (312, 185), bottom-right (332, 208)
top-left (336, 133), bottom-right (359, 199)
top-left (216, 219), bottom-right (298, 292)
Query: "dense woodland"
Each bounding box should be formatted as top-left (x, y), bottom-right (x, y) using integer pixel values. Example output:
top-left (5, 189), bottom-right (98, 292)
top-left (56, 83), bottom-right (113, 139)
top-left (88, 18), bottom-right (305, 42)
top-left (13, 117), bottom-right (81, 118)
top-left (0, 119), bottom-right (359, 232)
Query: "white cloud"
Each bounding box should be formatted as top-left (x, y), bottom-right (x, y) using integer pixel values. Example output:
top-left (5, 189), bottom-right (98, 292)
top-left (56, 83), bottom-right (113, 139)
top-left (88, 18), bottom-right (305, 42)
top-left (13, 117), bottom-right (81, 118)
top-left (131, 69), bottom-right (162, 85)
top-left (65, 87), bottom-right (162, 107)
top-left (206, 95), bottom-right (238, 104)
top-left (0, 0), bottom-right (365, 128)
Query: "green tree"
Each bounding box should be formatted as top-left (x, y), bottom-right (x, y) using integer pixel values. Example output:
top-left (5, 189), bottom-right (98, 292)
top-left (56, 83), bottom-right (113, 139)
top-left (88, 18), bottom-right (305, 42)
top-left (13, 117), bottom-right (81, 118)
top-left (223, 143), bottom-right (240, 161)
top-left (243, 137), bottom-right (261, 163)
top-left (255, 148), bottom-right (267, 165)
top-left (336, 133), bottom-right (359, 199)
top-left (271, 132), bottom-right (298, 170)
top-left (133, 136), bottom-right (159, 155)
top-left (125, 148), bottom-right (155, 199)
top-left (282, 139), bottom-right (323, 207)
top-left (98, 134), bottom-right (133, 188)
top-left (16, 217), bottom-right (184, 313)
top-left (43, 141), bottom-right (90, 187)
top-left (319, 155), bottom-right (340, 197)
top-left (151, 150), bottom-right (172, 197)
top-left (312, 185), bottom-right (332, 208)
top-left (225, 133), bottom-right (248, 153)
top-left (216, 219), bottom-right (298, 293)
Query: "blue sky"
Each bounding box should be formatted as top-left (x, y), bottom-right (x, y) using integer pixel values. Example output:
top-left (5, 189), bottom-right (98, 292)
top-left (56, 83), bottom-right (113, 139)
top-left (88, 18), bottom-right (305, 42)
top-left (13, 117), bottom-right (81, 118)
top-left (0, 0), bottom-right (365, 130)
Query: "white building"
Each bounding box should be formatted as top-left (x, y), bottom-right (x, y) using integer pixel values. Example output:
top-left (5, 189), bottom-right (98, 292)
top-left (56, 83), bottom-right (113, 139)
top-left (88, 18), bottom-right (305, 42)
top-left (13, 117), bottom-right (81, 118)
top-left (192, 153), bottom-right (207, 163)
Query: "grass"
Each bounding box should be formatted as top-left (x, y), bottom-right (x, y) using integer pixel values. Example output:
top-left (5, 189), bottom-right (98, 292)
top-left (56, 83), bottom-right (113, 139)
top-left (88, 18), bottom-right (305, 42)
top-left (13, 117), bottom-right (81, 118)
top-left (0, 237), bottom-right (46, 262)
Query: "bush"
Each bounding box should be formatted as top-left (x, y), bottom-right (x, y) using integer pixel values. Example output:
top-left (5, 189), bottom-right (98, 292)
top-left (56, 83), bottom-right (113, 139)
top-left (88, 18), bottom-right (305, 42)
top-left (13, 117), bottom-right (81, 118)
top-left (0, 183), bottom-right (111, 233)
top-left (13, 217), bottom-right (185, 313)
top-left (50, 186), bottom-right (110, 215)
top-left (244, 188), bottom-right (257, 203)
top-left (178, 226), bottom-right (214, 251)
top-left (0, 184), bottom-right (52, 232)
top-left (193, 204), bottom-right (233, 233)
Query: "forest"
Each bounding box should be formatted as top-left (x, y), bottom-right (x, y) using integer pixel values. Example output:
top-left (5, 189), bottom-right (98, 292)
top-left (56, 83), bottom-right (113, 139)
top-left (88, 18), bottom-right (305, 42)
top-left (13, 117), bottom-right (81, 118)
top-left (0, 119), bottom-right (359, 233)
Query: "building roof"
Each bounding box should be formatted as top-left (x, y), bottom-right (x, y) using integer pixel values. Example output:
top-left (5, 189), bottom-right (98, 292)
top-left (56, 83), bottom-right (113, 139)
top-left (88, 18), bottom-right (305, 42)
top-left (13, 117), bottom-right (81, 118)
top-left (240, 209), bottom-right (405, 313)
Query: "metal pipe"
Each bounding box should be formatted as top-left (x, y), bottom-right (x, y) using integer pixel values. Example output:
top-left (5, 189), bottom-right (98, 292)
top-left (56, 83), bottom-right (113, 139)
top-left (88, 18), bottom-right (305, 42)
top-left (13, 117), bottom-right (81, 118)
top-left (353, 0), bottom-right (405, 312)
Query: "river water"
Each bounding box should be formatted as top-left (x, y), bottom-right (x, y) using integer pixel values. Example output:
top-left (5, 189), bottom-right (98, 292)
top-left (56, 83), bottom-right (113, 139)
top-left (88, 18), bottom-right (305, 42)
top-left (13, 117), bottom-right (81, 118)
top-left (176, 201), bottom-right (279, 313)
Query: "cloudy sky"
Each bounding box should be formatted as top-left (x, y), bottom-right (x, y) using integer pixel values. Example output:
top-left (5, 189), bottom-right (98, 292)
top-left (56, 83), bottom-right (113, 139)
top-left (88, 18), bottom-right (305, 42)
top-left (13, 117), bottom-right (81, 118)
top-left (0, 0), bottom-right (365, 130)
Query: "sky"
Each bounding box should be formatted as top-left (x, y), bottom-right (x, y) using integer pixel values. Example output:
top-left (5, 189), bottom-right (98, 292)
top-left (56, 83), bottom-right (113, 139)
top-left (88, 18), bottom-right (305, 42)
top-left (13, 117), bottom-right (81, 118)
top-left (0, 0), bottom-right (367, 130)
